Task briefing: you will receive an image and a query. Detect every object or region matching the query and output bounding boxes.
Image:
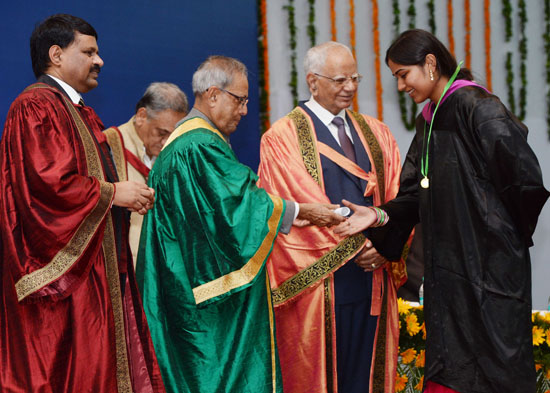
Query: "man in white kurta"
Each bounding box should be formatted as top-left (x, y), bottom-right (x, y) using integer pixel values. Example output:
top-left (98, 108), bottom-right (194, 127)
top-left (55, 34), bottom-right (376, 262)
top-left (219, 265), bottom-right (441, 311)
top-left (108, 82), bottom-right (187, 265)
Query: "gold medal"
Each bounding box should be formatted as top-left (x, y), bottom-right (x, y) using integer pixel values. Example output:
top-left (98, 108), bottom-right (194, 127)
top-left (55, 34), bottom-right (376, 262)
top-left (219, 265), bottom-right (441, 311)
top-left (420, 177), bottom-right (430, 189)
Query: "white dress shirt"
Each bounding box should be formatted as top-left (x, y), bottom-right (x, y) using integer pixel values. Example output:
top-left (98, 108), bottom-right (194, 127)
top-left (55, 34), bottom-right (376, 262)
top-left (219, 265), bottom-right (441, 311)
top-left (47, 74), bottom-right (83, 105)
top-left (304, 97), bottom-right (354, 145)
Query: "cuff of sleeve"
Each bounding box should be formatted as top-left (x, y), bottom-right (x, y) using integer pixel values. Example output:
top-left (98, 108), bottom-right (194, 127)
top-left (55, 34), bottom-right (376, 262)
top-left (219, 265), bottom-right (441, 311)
top-left (279, 200), bottom-right (297, 234)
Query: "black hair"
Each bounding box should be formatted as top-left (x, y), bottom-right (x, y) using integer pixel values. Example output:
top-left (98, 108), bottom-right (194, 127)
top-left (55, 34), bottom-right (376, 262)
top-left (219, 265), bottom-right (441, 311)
top-left (385, 29), bottom-right (473, 81)
top-left (30, 14), bottom-right (97, 78)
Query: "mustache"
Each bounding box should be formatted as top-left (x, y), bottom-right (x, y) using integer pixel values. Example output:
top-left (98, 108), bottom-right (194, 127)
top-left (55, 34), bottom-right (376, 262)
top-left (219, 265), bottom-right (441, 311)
top-left (90, 65), bottom-right (101, 74)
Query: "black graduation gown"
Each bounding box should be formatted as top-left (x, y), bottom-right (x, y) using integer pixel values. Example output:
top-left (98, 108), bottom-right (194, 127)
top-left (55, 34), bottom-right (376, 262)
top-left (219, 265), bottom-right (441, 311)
top-left (380, 86), bottom-right (549, 393)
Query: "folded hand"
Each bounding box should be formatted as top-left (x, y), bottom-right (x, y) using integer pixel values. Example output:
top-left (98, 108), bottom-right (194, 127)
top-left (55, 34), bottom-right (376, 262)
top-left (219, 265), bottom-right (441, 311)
top-left (354, 240), bottom-right (387, 272)
top-left (112, 181), bottom-right (155, 215)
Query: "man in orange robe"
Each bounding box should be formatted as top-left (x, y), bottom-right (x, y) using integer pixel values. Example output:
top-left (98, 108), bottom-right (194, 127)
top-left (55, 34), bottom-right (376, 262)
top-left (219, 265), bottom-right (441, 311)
top-left (0, 14), bottom-right (163, 392)
top-left (258, 41), bottom-right (407, 393)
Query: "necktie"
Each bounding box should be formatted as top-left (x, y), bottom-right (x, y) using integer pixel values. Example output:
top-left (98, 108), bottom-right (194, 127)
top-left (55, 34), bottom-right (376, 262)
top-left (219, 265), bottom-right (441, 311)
top-left (78, 98), bottom-right (85, 107)
top-left (332, 116), bottom-right (356, 162)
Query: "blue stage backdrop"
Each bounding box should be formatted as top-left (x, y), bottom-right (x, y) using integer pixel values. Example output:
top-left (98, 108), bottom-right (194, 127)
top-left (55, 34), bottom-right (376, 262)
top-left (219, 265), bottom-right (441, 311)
top-left (0, 1), bottom-right (262, 169)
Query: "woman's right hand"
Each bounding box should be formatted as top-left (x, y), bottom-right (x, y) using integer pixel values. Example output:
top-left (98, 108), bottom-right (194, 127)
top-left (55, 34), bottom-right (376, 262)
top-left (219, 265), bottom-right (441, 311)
top-left (333, 199), bottom-right (377, 236)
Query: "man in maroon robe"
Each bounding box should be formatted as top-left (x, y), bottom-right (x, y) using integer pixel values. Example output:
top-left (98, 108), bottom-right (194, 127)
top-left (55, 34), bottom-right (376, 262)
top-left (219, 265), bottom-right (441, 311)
top-left (0, 14), bottom-right (164, 393)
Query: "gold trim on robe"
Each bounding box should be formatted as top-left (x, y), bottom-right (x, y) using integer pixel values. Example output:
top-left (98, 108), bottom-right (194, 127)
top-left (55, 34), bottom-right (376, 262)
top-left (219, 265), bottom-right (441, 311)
top-left (193, 195), bottom-right (284, 305)
top-left (104, 127), bottom-right (128, 182)
top-left (271, 234), bottom-right (366, 305)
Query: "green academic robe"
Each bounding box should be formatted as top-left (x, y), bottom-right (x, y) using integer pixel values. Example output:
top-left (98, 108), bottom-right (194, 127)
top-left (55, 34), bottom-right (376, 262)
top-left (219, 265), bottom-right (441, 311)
top-left (136, 117), bottom-right (285, 393)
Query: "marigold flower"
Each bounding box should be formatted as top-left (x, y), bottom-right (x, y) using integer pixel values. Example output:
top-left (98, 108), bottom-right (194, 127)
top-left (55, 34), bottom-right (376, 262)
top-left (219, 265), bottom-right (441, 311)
top-left (546, 329), bottom-right (550, 347)
top-left (406, 313), bottom-right (421, 336)
top-left (398, 297), bottom-right (412, 315)
top-left (533, 326), bottom-right (545, 346)
top-left (416, 349), bottom-right (425, 368)
top-left (394, 373), bottom-right (408, 392)
top-left (415, 375), bottom-right (424, 391)
top-left (535, 363), bottom-right (542, 371)
top-left (421, 322), bottom-right (426, 340)
top-left (400, 348), bottom-right (417, 364)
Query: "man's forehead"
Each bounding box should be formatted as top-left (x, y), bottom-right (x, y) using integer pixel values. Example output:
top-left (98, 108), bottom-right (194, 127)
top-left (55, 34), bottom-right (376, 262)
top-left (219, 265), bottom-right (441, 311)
top-left (322, 48), bottom-right (356, 74)
top-left (71, 32), bottom-right (98, 47)
top-left (227, 73), bottom-right (248, 91)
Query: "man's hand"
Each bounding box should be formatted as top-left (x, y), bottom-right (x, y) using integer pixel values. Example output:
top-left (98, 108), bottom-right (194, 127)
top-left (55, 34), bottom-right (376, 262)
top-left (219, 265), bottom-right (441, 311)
top-left (354, 240), bottom-right (387, 272)
top-left (296, 203), bottom-right (345, 227)
top-left (112, 181), bottom-right (155, 215)
top-left (333, 199), bottom-right (377, 236)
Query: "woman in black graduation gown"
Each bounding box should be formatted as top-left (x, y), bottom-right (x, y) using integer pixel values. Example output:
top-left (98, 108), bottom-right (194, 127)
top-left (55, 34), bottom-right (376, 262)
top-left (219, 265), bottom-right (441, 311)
top-left (335, 29), bottom-right (549, 393)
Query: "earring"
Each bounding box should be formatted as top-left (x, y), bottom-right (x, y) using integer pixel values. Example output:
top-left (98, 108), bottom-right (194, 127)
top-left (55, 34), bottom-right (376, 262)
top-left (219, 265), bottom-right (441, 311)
top-left (429, 69), bottom-right (434, 81)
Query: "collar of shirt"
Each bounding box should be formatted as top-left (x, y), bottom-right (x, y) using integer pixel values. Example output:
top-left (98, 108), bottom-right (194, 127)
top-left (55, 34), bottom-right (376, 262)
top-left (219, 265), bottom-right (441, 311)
top-left (141, 147), bottom-right (156, 169)
top-left (46, 74), bottom-right (83, 105)
top-left (304, 97), bottom-right (353, 146)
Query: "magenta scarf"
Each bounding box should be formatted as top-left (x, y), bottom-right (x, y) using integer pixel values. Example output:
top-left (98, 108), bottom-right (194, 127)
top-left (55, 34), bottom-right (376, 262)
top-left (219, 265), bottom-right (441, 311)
top-left (422, 80), bottom-right (491, 122)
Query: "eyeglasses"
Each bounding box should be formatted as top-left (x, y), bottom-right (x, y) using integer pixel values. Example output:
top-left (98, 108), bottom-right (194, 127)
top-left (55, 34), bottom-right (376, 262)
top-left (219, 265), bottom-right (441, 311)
top-left (219, 88), bottom-right (249, 107)
top-left (314, 73), bottom-right (363, 85)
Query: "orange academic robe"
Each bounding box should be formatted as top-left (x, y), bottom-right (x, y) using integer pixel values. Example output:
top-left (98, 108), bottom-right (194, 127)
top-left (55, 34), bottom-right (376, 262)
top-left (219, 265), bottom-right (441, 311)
top-left (258, 107), bottom-right (407, 393)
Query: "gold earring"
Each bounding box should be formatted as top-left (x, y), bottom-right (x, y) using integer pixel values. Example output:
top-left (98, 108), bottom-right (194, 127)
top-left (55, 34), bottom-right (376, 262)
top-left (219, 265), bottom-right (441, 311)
top-left (429, 69), bottom-right (434, 81)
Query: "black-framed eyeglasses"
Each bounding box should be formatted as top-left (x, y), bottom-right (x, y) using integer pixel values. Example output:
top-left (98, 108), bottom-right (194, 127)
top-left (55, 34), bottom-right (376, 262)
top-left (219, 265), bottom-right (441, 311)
top-left (314, 73), bottom-right (363, 85)
top-left (219, 88), bottom-right (249, 107)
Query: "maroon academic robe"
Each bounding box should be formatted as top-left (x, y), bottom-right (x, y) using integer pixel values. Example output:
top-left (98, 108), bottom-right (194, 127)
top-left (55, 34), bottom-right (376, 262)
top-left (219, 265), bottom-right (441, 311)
top-left (0, 79), bottom-right (164, 393)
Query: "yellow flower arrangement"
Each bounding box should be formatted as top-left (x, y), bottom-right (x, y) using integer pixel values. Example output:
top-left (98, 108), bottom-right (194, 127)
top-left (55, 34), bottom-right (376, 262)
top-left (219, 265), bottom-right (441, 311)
top-left (395, 373), bottom-right (408, 392)
top-left (414, 376), bottom-right (424, 391)
top-left (405, 313), bottom-right (421, 336)
top-left (415, 349), bottom-right (425, 368)
top-left (397, 300), bottom-right (550, 392)
top-left (398, 297), bottom-right (413, 315)
top-left (400, 348), bottom-right (417, 364)
top-left (534, 326), bottom-right (546, 346)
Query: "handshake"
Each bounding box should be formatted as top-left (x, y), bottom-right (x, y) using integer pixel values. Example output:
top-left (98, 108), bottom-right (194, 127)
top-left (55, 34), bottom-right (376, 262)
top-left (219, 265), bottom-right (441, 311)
top-left (295, 199), bottom-right (386, 235)
top-left (293, 203), bottom-right (350, 228)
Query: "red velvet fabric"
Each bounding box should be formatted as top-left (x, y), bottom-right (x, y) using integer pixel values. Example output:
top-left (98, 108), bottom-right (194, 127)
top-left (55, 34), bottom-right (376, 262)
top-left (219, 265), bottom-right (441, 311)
top-left (0, 84), bottom-right (164, 392)
top-left (424, 380), bottom-right (460, 393)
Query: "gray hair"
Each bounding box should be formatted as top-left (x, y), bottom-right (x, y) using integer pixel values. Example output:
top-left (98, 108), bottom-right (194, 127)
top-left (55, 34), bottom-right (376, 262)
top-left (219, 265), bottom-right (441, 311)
top-left (303, 41), bottom-right (354, 75)
top-left (192, 55), bottom-right (248, 95)
top-left (135, 82), bottom-right (188, 118)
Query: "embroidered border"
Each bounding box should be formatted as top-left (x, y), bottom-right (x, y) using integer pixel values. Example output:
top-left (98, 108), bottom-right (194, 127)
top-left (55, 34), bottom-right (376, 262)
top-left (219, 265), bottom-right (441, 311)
top-left (163, 117), bottom-right (226, 150)
top-left (15, 182), bottom-right (113, 301)
top-left (266, 274), bottom-right (278, 393)
top-left (193, 195), bottom-right (284, 305)
top-left (324, 279), bottom-right (334, 393)
top-left (287, 108), bottom-right (322, 186)
top-left (349, 111), bottom-right (386, 202)
top-left (271, 234), bottom-right (366, 305)
top-left (372, 271), bottom-right (388, 392)
top-left (104, 127), bottom-right (128, 182)
top-left (60, 90), bottom-right (132, 393)
top-left (102, 214), bottom-right (132, 393)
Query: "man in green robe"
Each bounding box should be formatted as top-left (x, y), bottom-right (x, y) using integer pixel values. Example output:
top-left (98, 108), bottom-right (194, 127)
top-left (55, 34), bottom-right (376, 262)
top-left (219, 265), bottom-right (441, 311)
top-left (136, 55), bottom-right (344, 393)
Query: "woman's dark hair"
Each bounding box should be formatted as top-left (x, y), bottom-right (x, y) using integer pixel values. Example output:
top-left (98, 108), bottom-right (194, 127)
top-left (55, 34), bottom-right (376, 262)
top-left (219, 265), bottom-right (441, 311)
top-left (30, 14), bottom-right (97, 78)
top-left (385, 29), bottom-right (473, 81)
